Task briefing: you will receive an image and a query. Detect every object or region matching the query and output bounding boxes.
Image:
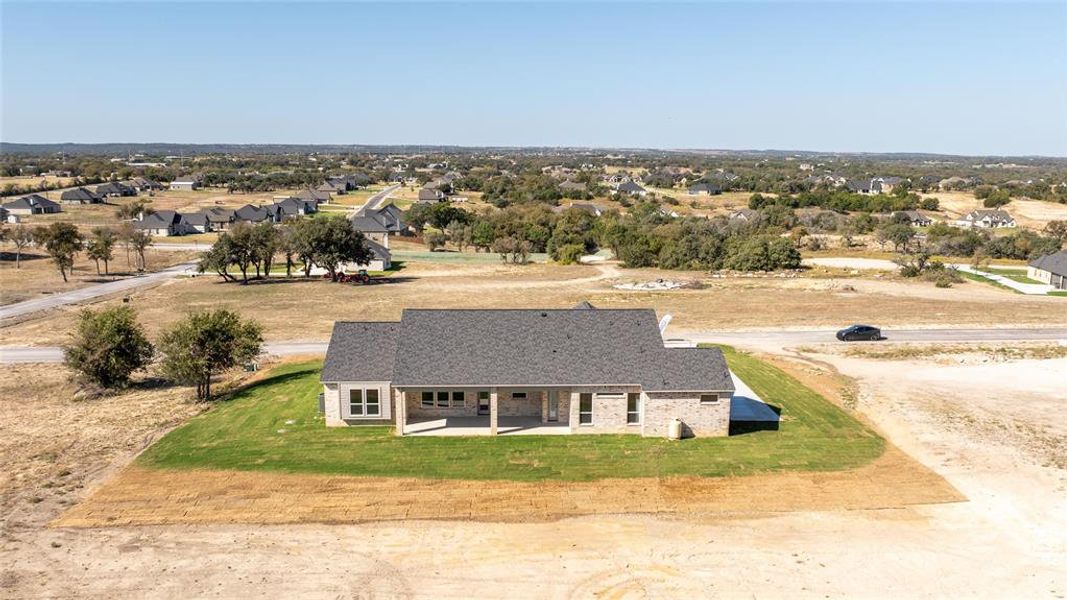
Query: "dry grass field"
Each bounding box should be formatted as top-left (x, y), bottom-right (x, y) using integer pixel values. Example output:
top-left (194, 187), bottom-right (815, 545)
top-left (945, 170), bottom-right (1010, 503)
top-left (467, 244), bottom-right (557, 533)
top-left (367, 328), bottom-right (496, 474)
top-left (922, 190), bottom-right (1067, 229)
top-left (0, 174), bottom-right (76, 194)
top-left (0, 245), bottom-right (199, 305)
top-left (2, 259), bottom-right (1065, 346)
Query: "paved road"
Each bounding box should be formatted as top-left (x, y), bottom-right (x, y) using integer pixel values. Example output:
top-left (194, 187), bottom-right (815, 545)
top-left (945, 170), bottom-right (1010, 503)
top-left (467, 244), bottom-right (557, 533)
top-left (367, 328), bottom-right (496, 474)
top-left (355, 184), bottom-right (400, 214)
top-left (0, 262), bottom-right (199, 321)
top-left (4, 327), bottom-right (1065, 364)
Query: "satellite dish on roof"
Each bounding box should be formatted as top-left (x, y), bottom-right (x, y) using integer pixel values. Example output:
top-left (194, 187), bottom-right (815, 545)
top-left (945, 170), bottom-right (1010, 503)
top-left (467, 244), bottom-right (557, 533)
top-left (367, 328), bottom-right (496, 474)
top-left (658, 314), bottom-right (672, 334)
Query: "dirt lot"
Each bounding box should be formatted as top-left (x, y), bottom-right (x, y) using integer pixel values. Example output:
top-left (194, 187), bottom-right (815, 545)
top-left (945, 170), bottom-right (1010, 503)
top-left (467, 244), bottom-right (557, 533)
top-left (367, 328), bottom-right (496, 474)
top-left (1, 347), bottom-right (1063, 598)
top-left (924, 190), bottom-right (1067, 229)
top-left (0, 246), bottom-right (200, 305)
top-left (3, 260), bottom-right (1065, 346)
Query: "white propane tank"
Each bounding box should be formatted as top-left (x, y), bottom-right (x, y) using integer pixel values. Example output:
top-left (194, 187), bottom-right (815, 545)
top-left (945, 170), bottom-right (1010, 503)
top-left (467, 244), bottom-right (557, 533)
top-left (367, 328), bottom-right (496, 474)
top-left (668, 418), bottom-right (683, 440)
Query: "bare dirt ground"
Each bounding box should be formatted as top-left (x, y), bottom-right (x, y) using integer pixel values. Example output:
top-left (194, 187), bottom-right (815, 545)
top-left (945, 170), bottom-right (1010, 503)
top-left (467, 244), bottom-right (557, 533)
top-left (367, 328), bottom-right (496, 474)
top-left (924, 190), bottom-right (1067, 230)
top-left (0, 246), bottom-right (200, 305)
top-left (3, 260), bottom-right (1065, 346)
top-left (1, 347), bottom-right (1064, 598)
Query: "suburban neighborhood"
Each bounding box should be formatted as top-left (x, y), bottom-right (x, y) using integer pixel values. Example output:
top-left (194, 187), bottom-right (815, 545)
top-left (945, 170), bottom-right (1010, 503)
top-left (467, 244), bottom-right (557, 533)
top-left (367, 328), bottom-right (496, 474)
top-left (2, 1), bottom-right (1066, 598)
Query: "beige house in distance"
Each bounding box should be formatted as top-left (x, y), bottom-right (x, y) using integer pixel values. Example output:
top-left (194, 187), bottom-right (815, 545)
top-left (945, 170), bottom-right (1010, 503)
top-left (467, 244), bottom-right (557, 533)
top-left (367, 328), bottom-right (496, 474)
top-left (320, 305), bottom-right (735, 438)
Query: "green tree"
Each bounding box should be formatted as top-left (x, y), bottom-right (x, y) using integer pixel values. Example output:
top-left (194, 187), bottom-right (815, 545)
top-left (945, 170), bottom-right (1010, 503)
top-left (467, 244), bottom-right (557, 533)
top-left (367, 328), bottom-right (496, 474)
top-left (35, 222), bottom-right (83, 282)
top-left (157, 310), bottom-right (263, 400)
top-left (128, 229), bottom-right (153, 271)
top-left (64, 306), bottom-right (154, 388)
top-left (7, 224), bottom-right (33, 269)
top-left (307, 218), bottom-right (373, 281)
top-left (86, 227), bottom-right (116, 275)
top-left (424, 230), bottom-right (448, 251)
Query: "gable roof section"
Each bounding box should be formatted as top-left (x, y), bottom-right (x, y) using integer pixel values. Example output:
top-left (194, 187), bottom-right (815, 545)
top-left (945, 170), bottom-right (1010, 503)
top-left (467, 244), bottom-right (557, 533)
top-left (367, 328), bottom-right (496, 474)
top-left (1029, 250), bottom-right (1067, 277)
top-left (2, 194), bottom-right (60, 211)
top-left (321, 322), bottom-right (401, 382)
top-left (60, 187), bottom-right (100, 202)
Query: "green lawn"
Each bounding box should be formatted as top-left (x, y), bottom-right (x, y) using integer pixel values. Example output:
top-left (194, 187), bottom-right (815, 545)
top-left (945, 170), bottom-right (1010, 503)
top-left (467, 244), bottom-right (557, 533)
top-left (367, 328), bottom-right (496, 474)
top-left (983, 267), bottom-right (1042, 284)
top-left (960, 271), bottom-right (1022, 293)
top-left (138, 348), bottom-right (885, 481)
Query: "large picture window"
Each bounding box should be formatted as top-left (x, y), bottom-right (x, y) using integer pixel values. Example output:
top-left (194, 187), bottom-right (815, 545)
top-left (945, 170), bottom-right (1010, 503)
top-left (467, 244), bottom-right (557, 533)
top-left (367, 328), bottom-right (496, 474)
top-left (627, 393), bottom-right (641, 424)
top-left (452, 391), bottom-right (465, 407)
top-left (579, 393), bottom-right (593, 425)
top-left (437, 391), bottom-right (450, 407)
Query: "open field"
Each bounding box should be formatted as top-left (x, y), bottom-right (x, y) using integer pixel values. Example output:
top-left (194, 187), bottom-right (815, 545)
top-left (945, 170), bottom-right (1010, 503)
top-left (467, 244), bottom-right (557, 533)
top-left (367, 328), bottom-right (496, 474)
top-left (0, 245), bottom-right (199, 305)
top-left (922, 190), bottom-right (1067, 229)
top-left (3, 259), bottom-right (1066, 346)
top-left (0, 175), bottom-right (76, 194)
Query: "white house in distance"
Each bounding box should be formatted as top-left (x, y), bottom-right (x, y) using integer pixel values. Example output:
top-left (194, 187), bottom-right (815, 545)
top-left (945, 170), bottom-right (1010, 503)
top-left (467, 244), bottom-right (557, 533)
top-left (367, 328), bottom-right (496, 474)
top-left (956, 209), bottom-right (1016, 228)
top-left (169, 175), bottom-right (201, 191)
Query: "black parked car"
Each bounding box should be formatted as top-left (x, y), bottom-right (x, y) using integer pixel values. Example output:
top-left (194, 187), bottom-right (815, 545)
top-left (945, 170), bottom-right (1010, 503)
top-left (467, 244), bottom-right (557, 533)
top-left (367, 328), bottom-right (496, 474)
top-left (836, 324), bottom-right (882, 342)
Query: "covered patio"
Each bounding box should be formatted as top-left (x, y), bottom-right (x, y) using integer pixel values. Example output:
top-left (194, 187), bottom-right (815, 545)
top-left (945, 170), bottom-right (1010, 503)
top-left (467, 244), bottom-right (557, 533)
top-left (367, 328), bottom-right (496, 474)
top-left (403, 416), bottom-right (571, 436)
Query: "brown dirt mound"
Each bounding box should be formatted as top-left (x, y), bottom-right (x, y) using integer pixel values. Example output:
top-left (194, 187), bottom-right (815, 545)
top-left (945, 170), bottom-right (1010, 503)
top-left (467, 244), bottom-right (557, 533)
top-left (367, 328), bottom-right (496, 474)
top-left (52, 445), bottom-right (962, 528)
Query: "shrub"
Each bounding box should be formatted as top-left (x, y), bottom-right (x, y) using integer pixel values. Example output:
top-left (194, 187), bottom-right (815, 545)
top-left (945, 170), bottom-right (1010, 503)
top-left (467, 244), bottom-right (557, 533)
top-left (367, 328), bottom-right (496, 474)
top-left (64, 306), bottom-right (154, 389)
top-left (553, 243), bottom-right (585, 265)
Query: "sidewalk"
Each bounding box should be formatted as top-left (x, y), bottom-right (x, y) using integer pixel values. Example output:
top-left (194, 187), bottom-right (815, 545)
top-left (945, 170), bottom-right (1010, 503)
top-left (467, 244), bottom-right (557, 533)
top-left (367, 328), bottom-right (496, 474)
top-left (957, 266), bottom-right (1055, 295)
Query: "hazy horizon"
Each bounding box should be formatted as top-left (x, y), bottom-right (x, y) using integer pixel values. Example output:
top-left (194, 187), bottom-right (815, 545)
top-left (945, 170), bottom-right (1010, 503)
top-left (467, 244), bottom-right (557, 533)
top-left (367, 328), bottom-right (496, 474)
top-left (3, 2), bottom-right (1065, 156)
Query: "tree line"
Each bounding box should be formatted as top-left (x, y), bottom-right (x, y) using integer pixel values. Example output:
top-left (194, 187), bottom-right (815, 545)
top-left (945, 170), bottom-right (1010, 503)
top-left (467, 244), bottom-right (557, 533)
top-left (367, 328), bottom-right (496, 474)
top-left (0, 221), bottom-right (154, 280)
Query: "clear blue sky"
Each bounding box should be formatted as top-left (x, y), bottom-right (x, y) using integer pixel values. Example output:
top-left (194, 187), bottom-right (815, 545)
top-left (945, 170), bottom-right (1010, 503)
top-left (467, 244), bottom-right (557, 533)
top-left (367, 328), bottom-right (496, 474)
top-left (2, 1), bottom-right (1065, 156)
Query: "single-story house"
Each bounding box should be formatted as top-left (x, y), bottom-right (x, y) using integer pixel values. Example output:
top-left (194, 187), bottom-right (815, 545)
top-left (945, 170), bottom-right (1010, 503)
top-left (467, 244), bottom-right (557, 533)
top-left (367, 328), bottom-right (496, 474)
top-left (321, 306), bottom-right (735, 438)
top-left (2, 194), bottom-right (62, 215)
top-left (129, 177), bottom-right (165, 192)
top-left (198, 207), bottom-right (236, 231)
top-left (956, 209), bottom-right (1016, 229)
top-left (182, 212), bottom-right (212, 233)
top-left (350, 204), bottom-right (406, 244)
top-left (95, 181), bottom-right (137, 198)
top-left (893, 210), bottom-right (933, 227)
top-left (0, 206), bottom-right (17, 223)
top-left (728, 208), bottom-right (759, 223)
top-left (233, 204), bottom-right (272, 224)
top-left (270, 197), bottom-right (318, 220)
top-left (317, 180), bottom-right (348, 195)
top-left (60, 187), bottom-right (102, 204)
top-left (170, 176), bottom-right (201, 191)
top-left (687, 182), bottom-right (722, 196)
top-left (346, 237), bottom-right (392, 272)
top-left (1028, 251), bottom-right (1067, 290)
top-left (559, 180), bottom-right (588, 193)
top-left (417, 187), bottom-right (446, 204)
top-left (553, 202), bottom-right (603, 217)
top-left (294, 188), bottom-right (332, 204)
top-left (616, 181), bottom-right (648, 196)
top-left (134, 210), bottom-right (197, 237)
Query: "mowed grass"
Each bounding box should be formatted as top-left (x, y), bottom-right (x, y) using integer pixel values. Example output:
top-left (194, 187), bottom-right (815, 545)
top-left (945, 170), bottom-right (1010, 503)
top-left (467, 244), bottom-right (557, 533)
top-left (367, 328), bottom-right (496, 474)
top-left (139, 347), bottom-right (885, 481)
top-left (982, 267), bottom-right (1043, 285)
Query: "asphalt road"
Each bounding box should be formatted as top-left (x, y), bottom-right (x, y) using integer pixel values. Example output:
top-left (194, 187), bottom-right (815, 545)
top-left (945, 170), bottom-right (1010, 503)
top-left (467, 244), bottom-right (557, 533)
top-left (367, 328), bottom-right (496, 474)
top-left (0, 261), bottom-right (200, 321)
top-left (3, 328), bottom-right (1064, 364)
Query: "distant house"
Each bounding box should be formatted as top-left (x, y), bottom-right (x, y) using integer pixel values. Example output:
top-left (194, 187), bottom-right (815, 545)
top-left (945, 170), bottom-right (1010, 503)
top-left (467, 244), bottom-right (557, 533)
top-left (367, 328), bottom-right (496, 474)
top-left (2, 194), bottom-right (62, 215)
top-left (417, 187), bottom-right (446, 204)
top-left (687, 182), bottom-right (722, 196)
top-left (129, 177), bottom-right (165, 192)
top-left (871, 176), bottom-right (904, 194)
top-left (1028, 251), bottom-right (1067, 290)
top-left (233, 204), bottom-right (272, 224)
top-left (845, 179), bottom-right (873, 194)
top-left (553, 202), bottom-right (603, 217)
top-left (0, 207), bottom-right (17, 223)
top-left (182, 212), bottom-right (212, 233)
top-left (893, 210), bottom-right (933, 227)
top-left (60, 187), bottom-right (102, 204)
top-left (294, 188), bottom-right (332, 204)
top-left (616, 181), bottom-right (648, 196)
top-left (956, 209), bottom-right (1016, 229)
top-left (559, 180), bottom-right (588, 194)
top-left (270, 197), bottom-right (318, 220)
top-left (728, 208), bottom-right (759, 223)
top-left (199, 207), bottom-right (236, 231)
top-left (95, 181), bottom-right (137, 198)
top-left (134, 210), bottom-right (197, 237)
top-left (348, 204), bottom-right (404, 271)
top-left (317, 180), bottom-right (348, 195)
top-left (169, 176), bottom-right (201, 191)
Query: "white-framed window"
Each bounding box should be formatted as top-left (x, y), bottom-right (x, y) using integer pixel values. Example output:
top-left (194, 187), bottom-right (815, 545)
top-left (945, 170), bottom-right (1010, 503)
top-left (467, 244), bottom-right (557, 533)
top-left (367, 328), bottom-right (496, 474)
top-left (626, 393), bottom-right (641, 425)
top-left (347, 386), bottom-right (383, 419)
top-left (700, 393), bottom-right (719, 404)
top-left (579, 393), bottom-right (593, 425)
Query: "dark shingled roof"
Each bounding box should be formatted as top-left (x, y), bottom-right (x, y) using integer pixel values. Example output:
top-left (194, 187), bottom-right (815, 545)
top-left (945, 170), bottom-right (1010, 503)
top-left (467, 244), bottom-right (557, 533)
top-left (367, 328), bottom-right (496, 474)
top-left (322, 308), bottom-right (734, 392)
top-left (1029, 250), bottom-right (1067, 277)
top-left (321, 322), bottom-right (401, 382)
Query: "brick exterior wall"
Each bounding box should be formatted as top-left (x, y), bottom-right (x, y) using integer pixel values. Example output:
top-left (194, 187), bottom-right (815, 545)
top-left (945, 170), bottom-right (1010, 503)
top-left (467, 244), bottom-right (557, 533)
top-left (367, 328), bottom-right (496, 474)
top-left (567, 386), bottom-right (642, 434)
top-left (642, 391), bottom-right (731, 438)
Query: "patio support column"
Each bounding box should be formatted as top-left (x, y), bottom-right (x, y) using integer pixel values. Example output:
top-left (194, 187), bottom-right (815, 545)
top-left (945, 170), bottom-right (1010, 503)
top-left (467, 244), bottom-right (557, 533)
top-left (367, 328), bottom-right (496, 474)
top-left (489, 387), bottom-right (499, 435)
top-left (394, 388), bottom-right (405, 436)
